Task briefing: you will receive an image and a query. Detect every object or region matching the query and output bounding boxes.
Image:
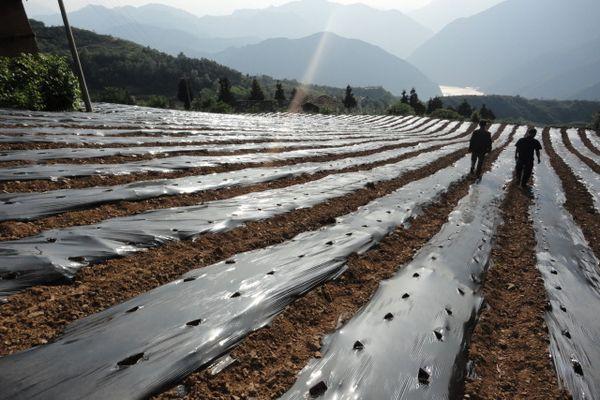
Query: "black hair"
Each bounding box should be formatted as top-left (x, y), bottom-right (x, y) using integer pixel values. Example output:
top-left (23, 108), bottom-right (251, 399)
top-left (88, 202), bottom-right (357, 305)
top-left (528, 128), bottom-right (538, 136)
top-left (479, 120), bottom-right (488, 127)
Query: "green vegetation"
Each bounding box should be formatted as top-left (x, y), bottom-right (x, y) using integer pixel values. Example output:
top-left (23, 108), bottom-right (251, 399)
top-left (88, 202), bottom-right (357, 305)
top-left (343, 85), bottom-right (357, 110)
top-left (442, 95), bottom-right (600, 126)
top-left (96, 86), bottom-right (134, 105)
top-left (387, 102), bottom-right (414, 116)
top-left (429, 108), bottom-right (462, 120)
top-left (0, 53), bottom-right (80, 111)
top-left (30, 20), bottom-right (394, 114)
top-left (592, 111), bottom-right (600, 131)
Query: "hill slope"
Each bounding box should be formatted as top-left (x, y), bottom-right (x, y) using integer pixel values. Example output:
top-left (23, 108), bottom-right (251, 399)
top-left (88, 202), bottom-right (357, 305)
top-left (409, 0), bottom-right (600, 89)
top-left (29, 20), bottom-right (396, 111)
top-left (36, 0), bottom-right (431, 58)
top-left (409, 0), bottom-right (504, 31)
top-left (213, 32), bottom-right (441, 98)
top-left (488, 36), bottom-right (600, 100)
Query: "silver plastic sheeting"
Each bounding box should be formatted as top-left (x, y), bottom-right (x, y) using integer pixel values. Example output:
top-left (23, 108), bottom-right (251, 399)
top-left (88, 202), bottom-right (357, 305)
top-left (280, 142), bottom-right (515, 400)
top-left (566, 129), bottom-right (599, 164)
top-left (0, 142), bottom-right (468, 295)
top-left (0, 147), bottom-right (476, 400)
top-left (0, 123), bottom-right (478, 221)
top-left (549, 128), bottom-right (600, 212)
top-left (0, 138), bottom-right (379, 162)
top-left (0, 121), bottom-right (459, 162)
top-left (585, 130), bottom-right (599, 150)
top-left (531, 156), bottom-right (600, 400)
top-left (0, 130), bottom-right (459, 181)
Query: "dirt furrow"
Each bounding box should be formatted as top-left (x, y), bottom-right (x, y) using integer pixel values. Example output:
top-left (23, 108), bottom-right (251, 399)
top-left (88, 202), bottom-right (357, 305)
top-left (543, 128), bottom-right (600, 258)
top-left (462, 182), bottom-right (568, 400)
top-left (0, 135), bottom-right (381, 151)
top-left (0, 124), bottom-right (470, 194)
top-left (561, 128), bottom-right (600, 174)
top-left (0, 134), bottom-right (479, 242)
top-left (0, 146), bottom-right (470, 356)
top-left (0, 142), bottom-right (378, 169)
top-left (153, 129), bottom-right (515, 400)
top-left (578, 129), bottom-right (600, 156)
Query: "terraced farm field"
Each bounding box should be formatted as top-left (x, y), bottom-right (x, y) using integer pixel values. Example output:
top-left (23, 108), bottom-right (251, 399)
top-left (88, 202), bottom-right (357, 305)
top-left (0, 104), bottom-right (598, 400)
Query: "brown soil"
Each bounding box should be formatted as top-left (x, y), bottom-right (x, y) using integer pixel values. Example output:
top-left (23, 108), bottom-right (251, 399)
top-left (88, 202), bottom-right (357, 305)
top-left (578, 129), bottom-right (600, 156)
top-left (0, 124), bottom-right (472, 194)
top-left (0, 124), bottom-right (477, 241)
top-left (543, 128), bottom-right (600, 259)
top-left (0, 144), bottom-right (471, 356)
top-left (153, 128), bottom-right (514, 400)
top-left (561, 129), bottom-right (600, 174)
top-left (463, 183), bottom-right (569, 400)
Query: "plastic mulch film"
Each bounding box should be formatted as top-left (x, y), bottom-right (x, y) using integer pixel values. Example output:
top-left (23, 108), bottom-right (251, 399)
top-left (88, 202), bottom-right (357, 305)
top-left (0, 126), bottom-right (461, 181)
top-left (0, 138), bottom-right (383, 162)
top-left (0, 123), bottom-right (480, 221)
top-left (566, 128), bottom-right (599, 162)
top-left (549, 128), bottom-right (600, 211)
top-left (0, 121), bottom-right (458, 162)
top-left (531, 155), bottom-right (600, 400)
top-left (0, 146), bottom-right (477, 400)
top-left (0, 141), bottom-right (470, 296)
top-left (278, 138), bottom-right (514, 400)
top-left (585, 130), bottom-right (600, 150)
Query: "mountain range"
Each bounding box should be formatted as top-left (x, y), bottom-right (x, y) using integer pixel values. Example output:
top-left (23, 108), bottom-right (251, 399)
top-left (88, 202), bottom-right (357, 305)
top-left (409, 0), bottom-right (600, 98)
top-left (31, 0), bottom-right (600, 101)
top-left (213, 32), bottom-right (441, 98)
top-left (36, 0), bottom-right (431, 58)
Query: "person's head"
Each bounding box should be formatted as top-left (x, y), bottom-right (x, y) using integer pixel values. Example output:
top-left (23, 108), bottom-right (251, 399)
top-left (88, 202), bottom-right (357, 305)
top-left (479, 120), bottom-right (488, 129)
top-left (527, 128), bottom-right (537, 138)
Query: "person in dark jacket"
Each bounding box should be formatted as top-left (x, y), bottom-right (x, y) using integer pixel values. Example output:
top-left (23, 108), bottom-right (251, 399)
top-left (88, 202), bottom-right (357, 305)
top-left (469, 120), bottom-right (493, 176)
top-left (515, 128), bottom-right (542, 188)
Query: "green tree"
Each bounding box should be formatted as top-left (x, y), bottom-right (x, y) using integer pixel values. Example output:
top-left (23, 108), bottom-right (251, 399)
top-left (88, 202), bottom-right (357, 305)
top-left (409, 88), bottom-right (426, 115)
top-left (400, 90), bottom-right (409, 104)
top-left (387, 102), bottom-right (415, 116)
top-left (248, 78), bottom-right (265, 101)
top-left (457, 99), bottom-right (474, 118)
top-left (177, 78), bottom-right (193, 110)
top-left (430, 108), bottom-right (463, 120)
top-left (144, 95), bottom-right (169, 108)
top-left (427, 97), bottom-right (444, 114)
top-left (274, 82), bottom-right (286, 106)
top-left (479, 104), bottom-right (496, 120)
top-left (218, 77), bottom-right (235, 105)
top-left (471, 110), bottom-right (481, 123)
top-left (96, 87), bottom-right (134, 105)
top-left (343, 85), bottom-right (358, 109)
top-left (592, 111), bottom-right (600, 131)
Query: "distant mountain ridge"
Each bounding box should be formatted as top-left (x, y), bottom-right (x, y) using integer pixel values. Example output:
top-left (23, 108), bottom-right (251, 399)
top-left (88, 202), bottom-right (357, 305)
top-left (409, 0), bottom-right (600, 97)
top-left (409, 0), bottom-right (504, 31)
top-left (212, 32), bottom-right (441, 98)
top-left (35, 0), bottom-right (432, 58)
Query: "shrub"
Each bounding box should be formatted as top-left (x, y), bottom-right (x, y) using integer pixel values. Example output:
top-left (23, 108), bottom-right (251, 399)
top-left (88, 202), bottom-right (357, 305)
top-left (471, 110), bottom-right (481, 122)
top-left (387, 102), bottom-right (414, 116)
top-left (429, 108), bottom-right (463, 120)
top-left (592, 111), bottom-right (600, 132)
top-left (96, 86), bottom-right (134, 105)
top-left (191, 96), bottom-right (233, 114)
top-left (143, 95), bottom-right (169, 109)
top-left (0, 53), bottom-right (80, 111)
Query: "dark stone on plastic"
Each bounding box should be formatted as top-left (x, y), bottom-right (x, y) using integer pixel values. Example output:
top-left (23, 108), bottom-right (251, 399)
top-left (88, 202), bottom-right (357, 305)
top-left (309, 381), bottom-right (328, 397)
top-left (117, 353), bottom-right (144, 368)
top-left (353, 341), bottom-right (364, 351)
top-left (418, 368), bottom-right (430, 385)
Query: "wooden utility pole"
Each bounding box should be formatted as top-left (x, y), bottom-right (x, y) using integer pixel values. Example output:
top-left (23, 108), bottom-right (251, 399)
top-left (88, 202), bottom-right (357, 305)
top-left (57, 0), bottom-right (93, 112)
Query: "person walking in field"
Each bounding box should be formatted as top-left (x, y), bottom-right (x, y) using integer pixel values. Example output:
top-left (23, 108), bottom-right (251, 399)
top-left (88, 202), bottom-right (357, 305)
top-left (515, 128), bottom-right (542, 189)
top-left (469, 120), bottom-right (493, 177)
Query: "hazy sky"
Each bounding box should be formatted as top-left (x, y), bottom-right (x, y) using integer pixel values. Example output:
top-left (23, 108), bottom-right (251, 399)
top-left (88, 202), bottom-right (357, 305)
top-left (25, 0), bottom-right (432, 16)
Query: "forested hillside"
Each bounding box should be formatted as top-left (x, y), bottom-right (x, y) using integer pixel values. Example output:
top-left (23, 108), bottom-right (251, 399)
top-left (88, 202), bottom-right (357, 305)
top-left (31, 20), bottom-right (395, 112)
top-left (443, 95), bottom-right (600, 125)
